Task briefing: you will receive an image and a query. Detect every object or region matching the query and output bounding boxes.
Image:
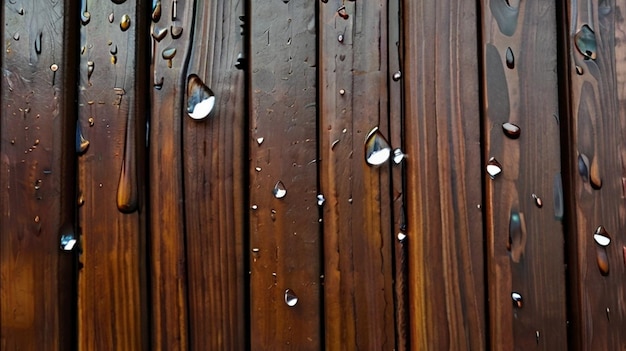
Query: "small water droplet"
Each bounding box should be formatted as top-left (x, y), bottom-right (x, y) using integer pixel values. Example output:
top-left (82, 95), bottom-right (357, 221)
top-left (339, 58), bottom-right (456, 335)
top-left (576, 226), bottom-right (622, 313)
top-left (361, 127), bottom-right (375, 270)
top-left (392, 71), bottom-right (402, 81)
top-left (575, 24), bottom-right (597, 60)
top-left (171, 0), bottom-right (178, 20)
top-left (81, 11), bottom-right (91, 25)
top-left (393, 148), bottom-right (405, 164)
top-left (255, 167), bottom-right (261, 172)
top-left (77, 192), bottom-right (85, 206)
top-left (339, 89), bottom-right (345, 95)
top-left (13, 32), bottom-right (20, 41)
top-left (337, 5), bottom-right (349, 19)
top-left (235, 52), bottom-right (246, 70)
top-left (606, 307), bottom-right (611, 321)
top-left (337, 34), bottom-right (344, 43)
top-left (76, 124), bottom-right (90, 154)
top-left (364, 127), bottom-right (391, 166)
top-left (331, 140), bottom-right (340, 150)
top-left (171, 26), bottom-right (183, 39)
top-left (531, 193), bottom-right (543, 208)
top-left (575, 65), bottom-right (584, 75)
top-left (152, 0), bottom-right (162, 22)
top-left (186, 74), bottom-right (215, 120)
top-left (270, 209), bottom-right (277, 221)
top-left (87, 61), bottom-right (95, 80)
top-left (109, 45), bottom-right (118, 55)
top-left (256, 137), bottom-right (264, 145)
top-left (252, 247), bottom-right (260, 253)
top-left (511, 292), bottom-right (523, 308)
top-left (486, 157), bottom-right (502, 179)
top-left (162, 47), bottom-right (177, 68)
top-left (284, 289), bottom-right (298, 307)
top-left (505, 47), bottom-right (514, 68)
top-left (317, 194), bottom-right (325, 206)
top-left (34, 179), bottom-right (42, 190)
top-left (17, 8), bottom-right (24, 15)
top-left (152, 27), bottom-right (168, 41)
top-left (34, 32), bottom-right (42, 55)
top-left (502, 122), bottom-right (520, 139)
top-left (108, 12), bottom-right (114, 23)
top-left (273, 181), bottom-right (287, 199)
top-left (111, 0), bottom-right (127, 3)
top-left (120, 14), bottom-right (131, 31)
top-left (596, 245), bottom-right (610, 276)
top-left (251, 204), bottom-right (258, 210)
top-left (60, 232), bottom-right (77, 251)
top-left (154, 76), bottom-right (164, 90)
top-left (50, 63), bottom-right (59, 72)
top-left (536, 331), bottom-right (540, 344)
top-left (594, 225), bottom-right (611, 246)
top-left (397, 232), bottom-right (407, 242)
top-left (111, 55), bottom-right (117, 65)
top-left (34, 215), bottom-right (40, 223)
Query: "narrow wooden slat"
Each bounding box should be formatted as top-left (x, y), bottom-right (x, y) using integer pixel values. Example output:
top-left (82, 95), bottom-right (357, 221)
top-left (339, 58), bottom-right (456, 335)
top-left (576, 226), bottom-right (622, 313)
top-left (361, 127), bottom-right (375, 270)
top-left (1, 1), bottom-right (76, 349)
top-left (404, 0), bottom-right (486, 349)
top-left (249, 1), bottom-right (322, 348)
top-left (562, 1), bottom-right (626, 349)
top-left (182, 0), bottom-right (246, 349)
top-left (148, 0), bottom-right (193, 349)
top-left (480, 0), bottom-right (568, 349)
top-left (318, 1), bottom-right (396, 349)
top-left (77, 1), bottom-right (148, 349)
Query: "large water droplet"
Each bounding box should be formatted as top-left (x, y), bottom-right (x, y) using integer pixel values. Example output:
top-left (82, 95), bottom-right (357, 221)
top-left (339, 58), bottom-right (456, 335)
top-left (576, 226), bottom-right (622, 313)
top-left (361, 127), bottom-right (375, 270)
top-left (120, 14), bottom-right (131, 31)
top-left (273, 181), bottom-right (287, 199)
top-left (597, 246), bottom-right (610, 276)
top-left (505, 47), bottom-right (514, 69)
top-left (364, 127), bottom-right (391, 166)
top-left (575, 24), bottom-right (597, 60)
top-left (152, 0), bottom-right (162, 22)
top-left (284, 289), bottom-right (298, 307)
top-left (76, 124), bottom-right (90, 154)
top-left (502, 122), bottom-right (520, 139)
top-left (186, 74), bottom-right (215, 120)
top-left (511, 292), bottom-right (523, 308)
top-left (486, 157), bottom-right (502, 179)
top-left (594, 225), bottom-right (611, 246)
top-left (171, 26), bottom-right (183, 39)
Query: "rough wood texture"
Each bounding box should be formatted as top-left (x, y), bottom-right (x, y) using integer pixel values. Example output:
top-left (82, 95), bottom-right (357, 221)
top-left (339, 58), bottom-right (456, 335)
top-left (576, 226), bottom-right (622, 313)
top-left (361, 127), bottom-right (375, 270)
top-left (148, 0), bottom-right (192, 349)
top-left (319, 1), bottom-right (396, 349)
top-left (480, 0), bottom-right (568, 349)
top-left (182, 0), bottom-right (246, 349)
top-left (1, 1), bottom-right (76, 350)
top-left (249, 0), bottom-right (322, 348)
top-left (404, 1), bottom-right (486, 349)
top-left (562, 1), bottom-right (626, 349)
top-left (77, 0), bottom-right (148, 349)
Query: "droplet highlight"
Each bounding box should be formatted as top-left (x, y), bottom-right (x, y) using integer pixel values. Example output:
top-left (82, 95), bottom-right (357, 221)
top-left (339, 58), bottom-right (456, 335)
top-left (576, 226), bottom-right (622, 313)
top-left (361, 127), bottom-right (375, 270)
top-left (273, 181), bottom-right (287, 199)
top-left (186, 74), bottom-right (215, 120)
top-left (392, 71), bottom-right (402, 81)
top-left (575, 24), bottom-right (597, 60)
top-left (364, 127), bottom-right (391, 166)
top-left (393, 148), bottom-right (405, 164)
top-left (486, 157), bottom-right (502, 179)
top-left (284, 289), bottom-right (299, 307)
top-left (60, 232), bottom-right (77, 251)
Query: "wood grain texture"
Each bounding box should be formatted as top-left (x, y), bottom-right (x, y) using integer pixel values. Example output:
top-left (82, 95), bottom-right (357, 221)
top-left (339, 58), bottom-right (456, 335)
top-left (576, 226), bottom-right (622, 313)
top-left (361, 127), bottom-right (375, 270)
top-left (148, 0), bottom-right (193, 349)
top-left (1, 1), bottom-right (76, 350)
top-left (249, 0), bottom-right (322, 349)
top-left (77, 0), bottom-right (148, 349)
top-left (404, 0), bottom-right (486, 349)
top-left (182, 0), bottom-right (246, 349)
top-left (562, 1), bottom-right (626, 349)
top-left (480, 0), bottom-right (568, 349)
top-left (318, 1), bottom-right (396, 349)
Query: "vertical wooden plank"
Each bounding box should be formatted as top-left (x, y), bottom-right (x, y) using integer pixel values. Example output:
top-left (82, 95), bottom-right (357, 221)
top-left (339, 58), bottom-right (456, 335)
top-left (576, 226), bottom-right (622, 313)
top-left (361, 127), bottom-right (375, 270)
top-left (249, 0), bottom-right (321, 348)
top-left (77, 0), bottom-right (148, 349)
top-left (562, 1), bottom-right (626, 349)
top-left (404, 0), bottom-right (486, 349)
top-left (182, 0), bottom-right (246, 349)
top-left (1, 1), bottom-right (76, 350)
top-left (318, 1), bottom-right (396, 349)
top-left (148, 0), bottom-right (192, 349)
top-left (480, 0), bottom-right (568, 349)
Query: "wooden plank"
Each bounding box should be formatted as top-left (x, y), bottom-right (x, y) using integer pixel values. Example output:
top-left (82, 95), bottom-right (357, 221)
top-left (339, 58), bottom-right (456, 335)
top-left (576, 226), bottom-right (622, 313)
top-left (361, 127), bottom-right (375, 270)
top-left (0, 1), bottom-right (76, 349)
top-left (480, 0), bottom-right (568, 349)
top-left (148, 0), bottom-right (192, 349)
top-left (77, 0), bottom-right (148, 349)
top-left (318, 1), bottom-right (396, 349)
top-left (182, 0), bottom-right (246, 349)
top-left (561, 1), bottom-right (626, 349)
top-left (403, 0), bottom-right (486, 349)
top-left (248, 0), bottom-right (322, 348)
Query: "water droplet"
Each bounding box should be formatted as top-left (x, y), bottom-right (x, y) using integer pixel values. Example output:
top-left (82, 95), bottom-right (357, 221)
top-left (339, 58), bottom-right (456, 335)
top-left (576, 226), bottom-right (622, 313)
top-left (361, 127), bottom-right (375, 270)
top-left (393, 148), bottom-right (405, 164)
top-left (337, 5), bottom-right (349, 19)
top-left (256, 137), bottom-right (264, 145)
top-left (255, 167), bottom-right (262, 172)
top-left (34, 215), bottom-right (40, 223)
top-left (17, 8), bottom-right (24, 15)
top-left (162, 47), bottom-right (177, 68)
top-left (486, 157), bottom-right (502, 179)
top-left (606, 307), bottom-right (611, 321)
top-left (317, 194), bottom-right (325, 206)
top-left (76, 124), bottom-right (90, 155)
top-left (235, 53), bottom-right (246, 70)
top-left (77, 192), bottom-right (85, 206)
top-left (50, 63), bottom-right (59, 72)
top-left (110, 45), bottom-right (118, 55)
top-left (501, 122), bottom-right (520, 139)
top-left (251, 204), bottom-right (258, 210)
top-left (594, 225), bottom-right (611, 246)
top-left (34, 179), bottom-right (42, 190)
top-left (508, 211), bottom-right (526, 262)
top-left (120, 14), bottom-right (131, 31)
top-left (284, 289), bottom-right (298, 307)
top-left (117, 158), bottom-right (137, 213)
top-left (111, 0), bottom-right (127, 3)
top-left (364, 127), bottom-right (391, 166)
top-left (87, 61), bottom-right (95, 80)
top-left (273, 181), bottom-right (287, 199)
top-left (111, 55), bottom-right (117, 65)
top-left (152, 0), bottom-right (162, 22)
top-left (578, 153), bottom-right (590, 182)
top-left (575, 24), bottom-right (597, 60)
top-left (172, 0), bottom-right (178, 20)
top-left (270, 209), bottom-right (277, 221)
top-left (60, 232), bottom-right (77, 251)
top-left (596, 245), bottom-right (610, 276)
top-left (590, 155), bottom-right (602, 189)
top-left (531, 193), bottom-right (543, 208)
top-left (152, 27), bottom-right (168, 41)
top-left (81, 11), bottom-right (91, 25)
top-left (339, 89), bottom-right (345, 95)
top-left (553, 173), bottom-right (564, 220)
top-left (171, 26), bottom-right (183, 39)
top-left (536, 331), bottom-right (540, 344)
top-left (337, 34), bottom-right (344, 43)
top-left (505, 47), bottom-right (514, 68)
top-left (392, 71), bottom-right (402, 81)
top-left (34, 32), bottom-right (42, 55)
top-left (331, 140), bottom-right (340, 150)
top-left (154, 76), bottom-right (164, 90)
top-left (108, 12), bottom-right (114, 23)
top-left (623, 246), bottom-right (626, 267)
top-left (511, 292), bottom-right (523, 308)
top-left (575, 65), bottom-right (584, 75)
top-left (13, 32), bottom-right (20, 41)
top-left (397, 232), bottom-right (407, 242)
top-left (186, 74), bottom-right (215, 120)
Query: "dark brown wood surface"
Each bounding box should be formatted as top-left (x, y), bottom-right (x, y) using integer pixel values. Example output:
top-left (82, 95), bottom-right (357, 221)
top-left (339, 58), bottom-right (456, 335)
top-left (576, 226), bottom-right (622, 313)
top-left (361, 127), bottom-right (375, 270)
top-left (403, 0), bottom-right (486, 349)
top-left (481, 0), bottom-right (568, 349)
top-left (76, 0), bottom-right (148, 349)
top-left (562, 1), bottom-right (626, 349)
top-left (1, 1), bottom-right (76, 350)
top-left (319, 1), bottom-right (396, 349)
top-left (182, 0), bottom-right (246, 349)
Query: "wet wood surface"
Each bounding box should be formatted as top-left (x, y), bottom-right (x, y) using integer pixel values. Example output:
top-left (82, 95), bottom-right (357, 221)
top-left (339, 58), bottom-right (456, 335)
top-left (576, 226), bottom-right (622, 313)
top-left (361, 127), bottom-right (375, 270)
top-left (76, 0), bottom-right (148, 349)
top-left (481, 0), bottom-right (568, 349)
top-left (403, 1), bottom-right (486, 349)
top-left (1, 1), bottom-right (76, 350)
top-left (318, 1), bottom-right (396, 349)
top-left (562, 1), bottom-right (626, 349)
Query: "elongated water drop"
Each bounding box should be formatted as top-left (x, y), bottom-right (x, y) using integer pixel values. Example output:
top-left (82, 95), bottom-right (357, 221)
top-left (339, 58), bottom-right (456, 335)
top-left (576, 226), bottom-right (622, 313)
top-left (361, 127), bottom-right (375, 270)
top-left (162, 47), bottom-right (176, 68)
top-left (364, 127), bottom-right (391, 166)
top-left (575, 24), bottom-right (597, 60)
top-left (531, 193), bottom-right (543, 208)
top-left (120, 14), bottom-right (131, 31)
top-left (273, 181), bottom-right (287, 199)
top-left (87, 61), bottom-right (94, 80)
top-left (152, 0), bottom-right (162, 22)
top-left (511, 292), bottom-right (523, 308)
top-left (34, 32), bottom-right (42, 54)
top-left (505, 47), bottom-right (514, 69)
top-left (76, 124), bottom-right (89, 155)
top-left (284, 289), bottom-right (298, 307)
top-left (486, 157), bottom-right (502, 179)
top-left (502, 122), bottom-right (520, 139)
top-left (597, 246), bottom-right (610, 276)
top-left (186, 74), bottom-right (215, 120)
